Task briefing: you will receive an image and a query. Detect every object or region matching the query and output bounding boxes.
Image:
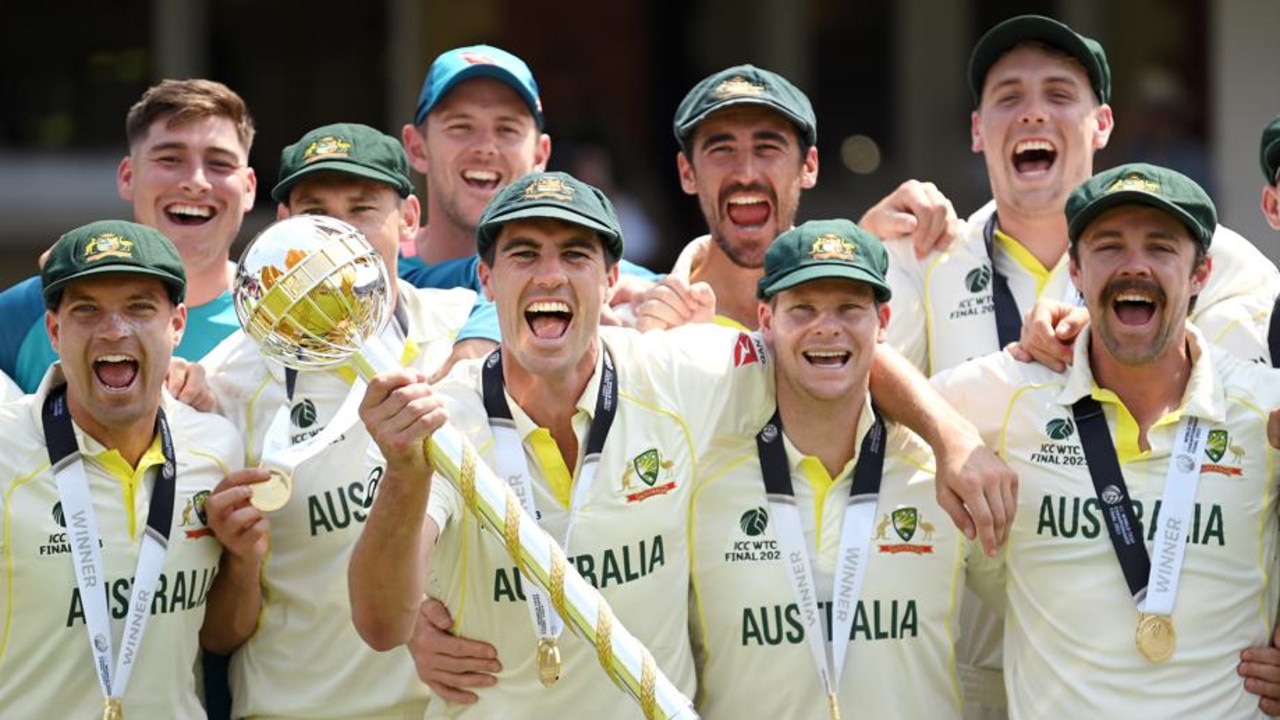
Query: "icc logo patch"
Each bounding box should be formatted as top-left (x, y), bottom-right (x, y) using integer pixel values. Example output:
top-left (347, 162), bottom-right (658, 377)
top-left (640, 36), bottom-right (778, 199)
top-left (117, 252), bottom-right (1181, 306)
top-left (52, 501), bottom-right (66, 528)
top-left (965, 265), bottom-right (992, 293)
top-left (1045, 418), bottom-right (1075, 440)
top-left (739, 507), bottom-right (769, 537)
top-left (291, 399), bottom-right (318, 428)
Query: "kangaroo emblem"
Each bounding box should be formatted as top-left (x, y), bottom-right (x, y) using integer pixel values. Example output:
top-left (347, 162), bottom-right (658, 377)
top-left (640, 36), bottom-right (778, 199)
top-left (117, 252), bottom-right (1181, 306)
top-left (1229, 443), bottom-right (1246, 464)
top-left (873, 514), bottom-right (891, 540)
top-left (919, 520), bottom-right (935, 541)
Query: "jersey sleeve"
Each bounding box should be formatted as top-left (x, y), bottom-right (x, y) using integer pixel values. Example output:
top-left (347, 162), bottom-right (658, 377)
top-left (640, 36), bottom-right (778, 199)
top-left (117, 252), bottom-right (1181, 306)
top-left (628, 325), bottom-right (775, 446)
top-left (930, 349), bottom-right (1023, 450)
top-left (1193, 225), bottom-right (1280, 363)
top-left (883, 237), bottom-right (930, 373)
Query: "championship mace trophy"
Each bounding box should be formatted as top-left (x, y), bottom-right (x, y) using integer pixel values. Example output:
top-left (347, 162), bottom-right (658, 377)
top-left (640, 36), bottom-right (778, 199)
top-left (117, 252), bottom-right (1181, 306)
top-left (233, 215), bottom-right (699, 720)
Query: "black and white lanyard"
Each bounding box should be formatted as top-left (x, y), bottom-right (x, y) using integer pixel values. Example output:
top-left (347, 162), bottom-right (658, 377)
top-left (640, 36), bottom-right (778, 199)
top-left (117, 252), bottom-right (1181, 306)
top-left (42, 384), bottom-right (176, 708)
top-left (755, 407), bottom-right (885, 716)
top-left (481, 347), bottom-right (618, 644)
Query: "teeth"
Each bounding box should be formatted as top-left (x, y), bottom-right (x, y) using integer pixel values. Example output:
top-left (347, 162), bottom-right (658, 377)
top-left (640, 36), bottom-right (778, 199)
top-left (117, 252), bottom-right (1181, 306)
top-left (1115, 293), bottom-right (1153, 303)
top-left (806, 350), bottom-right (848, 358)
top-left (728, 195), bottom-right (767, 205)
top-left (167, 204), bottom-right (211, 217)
top-left (96, 354), bottom-right (136, 363)
top-left (1014, 139), bottom-right (1055, 154)
top-left (463, 170), bottom-right (499, 182)
top-left (527, 301), bottom-right (570, 313)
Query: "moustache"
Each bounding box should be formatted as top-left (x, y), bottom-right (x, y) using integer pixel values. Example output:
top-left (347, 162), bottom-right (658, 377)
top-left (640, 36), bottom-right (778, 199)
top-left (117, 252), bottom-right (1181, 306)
top-left (1102, 278), bottom-right (1166, 307)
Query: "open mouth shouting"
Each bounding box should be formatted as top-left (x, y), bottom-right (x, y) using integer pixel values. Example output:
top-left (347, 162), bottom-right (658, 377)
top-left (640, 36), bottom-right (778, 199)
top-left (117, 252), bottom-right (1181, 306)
top-left (94, 353), bottom-right (140, 391)
top-left (723, 189), bottom-right (773, 230)
top-left (1105, 280), bottom-right (1164, 327)
top-left (165, 203), bottom-right (215, 227)
top-left (525, 300), bottom-right (573, 340)
top-left (803, 349), bottom-right (851, 368)
top-left (1011, 138), bottom-right (1057, 177)
top-left (462, 169), bottom-right (503, 193)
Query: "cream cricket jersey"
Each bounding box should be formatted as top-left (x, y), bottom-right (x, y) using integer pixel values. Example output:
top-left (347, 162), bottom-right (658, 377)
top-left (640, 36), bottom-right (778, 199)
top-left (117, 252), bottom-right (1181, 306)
top-left (886, 201), bottom-right (1279, 375)
top-left (205, 281), bottom-right (474, 719)
top-left (0, 370), bottom-right (20, 402)
top-left (0, 370), bottom-right (242, 719)
top-left (689, 396), bottom-right (968, 720)
top-left (935, 325), bottom-right (1280, 718)
top-left (422, 325), bottom-right (773, 719)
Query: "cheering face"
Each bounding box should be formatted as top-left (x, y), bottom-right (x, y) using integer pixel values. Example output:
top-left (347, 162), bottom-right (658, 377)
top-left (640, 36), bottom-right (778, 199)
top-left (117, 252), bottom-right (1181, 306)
top-left (972, 44), bottom-right (1113, 220)
top-left (679, 106), bottom-right (818, 269)
top-left (283, 174), bottom-right (419, 280)
top-left (411, 78), bottom-right (551, 236)
top-left (478, 218), bottom-right (618, 384)
top-left (47, 275), bottom-right (186, 441)
top-left (118, 116), bottom-right (257, 271)
top-left (1069, 205), bottom-right (1209, 367)
top-left (760, 279), bottom-right (888, 407)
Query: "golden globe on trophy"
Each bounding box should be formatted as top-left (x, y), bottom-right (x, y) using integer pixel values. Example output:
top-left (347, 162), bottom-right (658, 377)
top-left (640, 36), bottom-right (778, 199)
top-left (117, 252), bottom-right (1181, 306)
top-left (233, 215), bottom-right (699, 720)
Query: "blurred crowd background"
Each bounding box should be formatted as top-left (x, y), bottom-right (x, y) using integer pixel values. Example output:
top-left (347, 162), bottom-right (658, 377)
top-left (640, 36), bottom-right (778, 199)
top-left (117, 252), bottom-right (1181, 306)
top-left (1, 0), bottom-right (1276, 285)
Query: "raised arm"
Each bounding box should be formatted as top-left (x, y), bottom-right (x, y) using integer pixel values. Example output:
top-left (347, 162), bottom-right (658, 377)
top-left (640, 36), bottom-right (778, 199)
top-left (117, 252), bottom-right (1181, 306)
top-left (349, 367), bottom-right (447, 651)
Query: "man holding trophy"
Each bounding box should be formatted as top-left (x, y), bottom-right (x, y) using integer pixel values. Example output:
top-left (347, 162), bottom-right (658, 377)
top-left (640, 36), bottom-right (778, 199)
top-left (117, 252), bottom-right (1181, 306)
top-left (349, 170), bottom-right (777, 717)
top-left (203, 123), bottom-right (478, 720)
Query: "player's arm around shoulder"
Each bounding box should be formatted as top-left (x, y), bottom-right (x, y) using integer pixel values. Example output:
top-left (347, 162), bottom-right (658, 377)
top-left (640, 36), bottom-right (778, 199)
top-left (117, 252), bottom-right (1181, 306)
top-left (349, 364), bottom-right (447, 652)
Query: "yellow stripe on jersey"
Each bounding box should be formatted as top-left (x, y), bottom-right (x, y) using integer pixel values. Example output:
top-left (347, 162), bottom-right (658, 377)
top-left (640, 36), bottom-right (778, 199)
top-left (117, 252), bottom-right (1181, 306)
top-left (1089, 385), bottom-right (1185, 464)
top-left (713, 315), bottom-right (750, 331)
top-left (994, 228), bottom-right (1052, 295)
top-left (798, 456), bottom-right (834, 548)
top-left (92, 435), bottom-right (164, 540)
top-left (528, 428), bottom-right (574, 509)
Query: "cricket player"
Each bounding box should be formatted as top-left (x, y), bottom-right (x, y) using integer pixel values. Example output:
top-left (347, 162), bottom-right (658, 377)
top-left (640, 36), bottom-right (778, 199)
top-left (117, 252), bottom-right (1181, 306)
top-left (204, 123), bottom-right (476, 720)
top-left (936, 162), bottom-right (1280, 718)
top-left (690, 219), bottom-right (972, 719)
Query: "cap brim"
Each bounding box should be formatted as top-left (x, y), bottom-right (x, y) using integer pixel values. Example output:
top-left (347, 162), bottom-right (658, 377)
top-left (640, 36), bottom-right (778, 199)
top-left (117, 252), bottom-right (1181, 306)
top-left (483, 205), bottom-right (618, 241)
top-left (272, 161), bottom-right (410, 202)
top-left (43, 265), bottom-right (184, 306)
top-left (1069, 191), bottom-right (1209, 247)
top-left (677, 98), bottom-right (812, 149)
top-left (970, 17), bottom-right (1101, 103)
top-left (416, 65), bottom-right (542, 127)
top-left (759, 264), bottom-right (892, 302)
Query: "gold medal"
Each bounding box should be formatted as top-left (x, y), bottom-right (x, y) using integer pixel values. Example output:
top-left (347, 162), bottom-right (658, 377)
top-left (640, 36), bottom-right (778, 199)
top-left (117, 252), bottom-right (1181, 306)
top-left (103, 696), bottom-right (123, 720)
top-left (1136, 613), bottom-right (1175, 663)
top-left (827, 691), bottom-right (842, 720)
top-left (536, 637), bottom-right (562, 687)
top-left (250, 468), bottom-right (293, 512)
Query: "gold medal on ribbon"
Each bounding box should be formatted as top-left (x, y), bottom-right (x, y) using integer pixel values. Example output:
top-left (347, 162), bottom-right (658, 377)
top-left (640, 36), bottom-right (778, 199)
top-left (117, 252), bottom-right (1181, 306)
top-left (103, 696), bottom-right (124, 720)
top-left (250, 468), bottom-right (293, 512)
top-left (536, 637), bottom-right (562, 687)
top-left (827, 691), bottom-right (842, 720)
top-left (1136, 613), bottom-right (1175, 663)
